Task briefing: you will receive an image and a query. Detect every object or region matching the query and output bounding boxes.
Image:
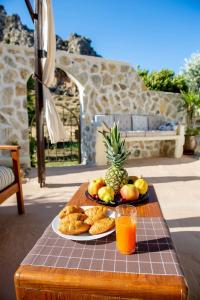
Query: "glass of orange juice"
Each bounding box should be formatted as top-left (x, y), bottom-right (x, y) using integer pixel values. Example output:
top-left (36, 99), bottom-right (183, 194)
top-left (115, 205), bottom-right (137, 255)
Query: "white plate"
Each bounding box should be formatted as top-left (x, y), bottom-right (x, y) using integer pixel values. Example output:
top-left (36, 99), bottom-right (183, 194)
top-left (52, 206), bottom-right (115, 241)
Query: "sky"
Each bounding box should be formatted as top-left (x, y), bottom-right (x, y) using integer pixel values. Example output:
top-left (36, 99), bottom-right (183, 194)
top-left (1, 0), bottom-right (200, 73)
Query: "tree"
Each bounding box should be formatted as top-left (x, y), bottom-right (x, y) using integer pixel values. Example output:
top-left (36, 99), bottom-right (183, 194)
top-left (182, 52), bottom-right (200, 93)
top-left (137, 67), bottom-right (188, 93)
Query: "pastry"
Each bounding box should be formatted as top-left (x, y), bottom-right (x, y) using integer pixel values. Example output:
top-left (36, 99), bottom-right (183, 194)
top-left (89, 217), bottom-right (115, 235)
top-left (85, 206), bottom-right (107, 218)
top-left (59, 205), bottom-right (84, 219)
top-left (60, 213), bottom-right (87, 224)
top-left (84, 211), bottom-right (106, 225)
top-left (58, 220), bottom-right (90, 235)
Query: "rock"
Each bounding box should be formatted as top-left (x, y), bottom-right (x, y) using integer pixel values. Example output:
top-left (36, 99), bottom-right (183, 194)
top-left (29, 58), bottom-right (34, 69)
top-left (0, 6), bottom-right (34, 46)
top-left (59, 56), bottom-right (71, 66)
top-left (4, 55), bottom-right (16, 67)
top-left (3, 69), bottom-right (18, 83)
top-left (77, 72), bottom-right (88, 85)
top-left (1, 107), bottom-right (13, 115)
top-left (102, 73), bottom-right (112, 85)
top-left (101, 96), bottom-right (108, 105)
top-left (95, 100), bottom-right (102, 112)
top-left (20, 68), bottom-right (30, 80)
top-left (67, 33), bottom-right (100, 56)
top-left (109, 64), bottom-right (117, 74)
top-left (16, 56), bottom-right (27, 65)
top-left (17, 111), bottom-right (27, 123)
top-left (113, 84), bottom-right (119, 92)
top-left (16, 82), bottom-right (26, 96)
top-left (91, 64), bottom-right (99, 73)
top-left (0, 6), bottom-right (100, 57)
top-left (2, 87), bottom-right (14, 104)
top-left (91, 74), bottom-right (101, 89)
top-left (119, 83), bottom-right (127, 90)
top-left (121, 65), bottom-right (129, 73)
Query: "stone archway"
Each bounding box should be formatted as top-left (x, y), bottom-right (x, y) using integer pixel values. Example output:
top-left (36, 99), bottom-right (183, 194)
top-left (45, 67), bottom-right (82, 166)
top-left (26, 68), bottom-right (83, 167)
top-left (0, 43), bottom-right (184, 166)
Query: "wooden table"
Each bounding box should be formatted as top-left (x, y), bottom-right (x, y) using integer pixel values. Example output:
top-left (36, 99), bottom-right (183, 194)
top-left (15, 183), bottom-right (188, 300)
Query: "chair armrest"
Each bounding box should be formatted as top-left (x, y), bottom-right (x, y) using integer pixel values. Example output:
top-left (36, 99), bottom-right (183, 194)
top-left (0, 145), bottom-right (21, 181)
top-left (0, 145), bottom-right (20, 151)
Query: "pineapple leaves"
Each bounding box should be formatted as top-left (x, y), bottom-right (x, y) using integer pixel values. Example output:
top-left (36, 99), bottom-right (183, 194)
top-left (99, 122), bottom-right (130, 167)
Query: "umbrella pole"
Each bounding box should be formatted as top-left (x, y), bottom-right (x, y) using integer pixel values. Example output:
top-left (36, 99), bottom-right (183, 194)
top-left (34, 0), bottom-right (46, 187)
top-left (25, 0), bottom-right (46, 187)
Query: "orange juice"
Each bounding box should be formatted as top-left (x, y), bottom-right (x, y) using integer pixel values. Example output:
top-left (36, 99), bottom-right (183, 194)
top-left (115, 216), bottom-right (136, 255)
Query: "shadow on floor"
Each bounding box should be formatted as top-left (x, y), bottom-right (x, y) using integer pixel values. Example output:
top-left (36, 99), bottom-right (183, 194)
top-left (0, 201), bottom-right (66, 300)
top-left (168, 217), bottom-right (200, 228)
top-left (145, 176), bottom-right (200, 184)
top-left (165, 217), bottom-right (200, 300)
top-left (27, 156), bottom-right (198, 179)
top-left (45, 182), bottom-right (83, 188)
top-left (170, 230), bottom-right (200, 300)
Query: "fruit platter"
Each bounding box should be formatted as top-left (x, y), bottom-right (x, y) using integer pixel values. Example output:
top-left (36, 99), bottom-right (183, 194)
top-left (86, 123), bottom-right (149, 207)
top-left (86, 176), bottom-right (149, 207)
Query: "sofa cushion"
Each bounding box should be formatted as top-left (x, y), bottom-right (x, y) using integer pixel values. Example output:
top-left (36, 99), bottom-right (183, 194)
top-left (148, 115), bottom-right (165, 130)
top-left (132, 115), bottom-right (148, 131)
top-left (114, 114), bottom-right (132, 131)
top-left (145, 130), bottom-right (177, 137)
top-left (0, 166), bottom-right (15, 191)
top-left (94, 115), bottom-right (114, 128)
top-left (158, 121), bottom-right (178, 131)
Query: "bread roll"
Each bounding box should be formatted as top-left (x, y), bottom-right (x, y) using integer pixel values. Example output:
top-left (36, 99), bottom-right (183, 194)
top-left (89, 218), bottom-right (115, 235)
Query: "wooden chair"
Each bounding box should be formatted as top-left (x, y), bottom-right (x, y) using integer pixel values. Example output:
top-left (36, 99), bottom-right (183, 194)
top-left (0, 145), bottom-right (24, 214)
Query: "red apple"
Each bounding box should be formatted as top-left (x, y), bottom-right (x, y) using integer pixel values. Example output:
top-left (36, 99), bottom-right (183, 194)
top-left (88, 178), bottom-right (105, 196)
top-left (120, 184), bottom-right (139, 201)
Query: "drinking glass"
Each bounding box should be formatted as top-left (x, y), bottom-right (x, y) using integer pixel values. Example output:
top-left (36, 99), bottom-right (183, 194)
top-left (115, 205), bottom-right (137, 255)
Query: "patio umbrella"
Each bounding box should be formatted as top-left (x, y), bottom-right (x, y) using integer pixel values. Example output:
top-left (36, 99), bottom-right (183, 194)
top-left (39, 0), bottom-right (67, 143)
top-left (25, 0), bottom-right (67, 186)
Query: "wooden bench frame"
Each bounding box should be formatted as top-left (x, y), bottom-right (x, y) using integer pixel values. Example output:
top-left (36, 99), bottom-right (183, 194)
top-left (0, 145), bottom-right (24, 214)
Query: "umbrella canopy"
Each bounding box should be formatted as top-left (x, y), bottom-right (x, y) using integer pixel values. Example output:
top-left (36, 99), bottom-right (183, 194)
top-left (39, 0), bottom-right (67, 143)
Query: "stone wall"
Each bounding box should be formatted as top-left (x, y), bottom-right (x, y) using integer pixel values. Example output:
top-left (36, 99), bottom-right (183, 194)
top-left (0, 43), bottom-right (184, 166)
top-left (0, 45), bottom-right (33, 166)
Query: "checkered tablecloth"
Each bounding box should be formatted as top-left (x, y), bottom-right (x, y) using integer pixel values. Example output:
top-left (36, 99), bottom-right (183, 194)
top-left (21, 217), bottom-right (183, 276)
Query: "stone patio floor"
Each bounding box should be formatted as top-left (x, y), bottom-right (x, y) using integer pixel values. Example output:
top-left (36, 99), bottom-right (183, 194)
top-left (0, 156), bottom-right (200, 300)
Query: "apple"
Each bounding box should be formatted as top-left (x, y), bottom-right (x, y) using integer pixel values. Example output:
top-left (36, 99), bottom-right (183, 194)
top-left (88, 178), bottom-right (105, 196)
top-left (120, 184), bottom-right (139, 201)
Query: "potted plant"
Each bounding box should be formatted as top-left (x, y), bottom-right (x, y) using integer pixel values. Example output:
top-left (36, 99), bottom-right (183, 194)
top-left (180, 92), bottom-right (200, 154)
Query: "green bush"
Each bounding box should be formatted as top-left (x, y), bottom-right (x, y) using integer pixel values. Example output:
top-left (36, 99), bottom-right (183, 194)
top-left (185, 127), bottom-right (199, 136)
top-left (137, 67), bottom-right (188, 93)
top-left (29, 136), bottom-right (36, 167)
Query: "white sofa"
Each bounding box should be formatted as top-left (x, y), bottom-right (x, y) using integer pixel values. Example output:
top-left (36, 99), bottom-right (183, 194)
top-left (95, 114), bottom-right (185, 165)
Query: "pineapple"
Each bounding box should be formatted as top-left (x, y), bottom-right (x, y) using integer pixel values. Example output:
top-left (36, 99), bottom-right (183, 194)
top-left (100, 122), bottom-right (130, 194)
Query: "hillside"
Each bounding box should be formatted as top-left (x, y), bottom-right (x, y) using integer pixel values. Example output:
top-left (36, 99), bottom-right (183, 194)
top-left (0, 5), bottom-right (100, 56)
